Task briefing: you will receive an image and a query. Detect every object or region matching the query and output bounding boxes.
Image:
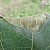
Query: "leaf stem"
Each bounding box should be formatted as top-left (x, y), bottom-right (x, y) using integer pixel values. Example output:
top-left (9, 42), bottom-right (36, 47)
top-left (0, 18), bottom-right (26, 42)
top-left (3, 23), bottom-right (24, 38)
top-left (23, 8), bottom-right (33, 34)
top-left (31, 32), bottom-right (33, 50)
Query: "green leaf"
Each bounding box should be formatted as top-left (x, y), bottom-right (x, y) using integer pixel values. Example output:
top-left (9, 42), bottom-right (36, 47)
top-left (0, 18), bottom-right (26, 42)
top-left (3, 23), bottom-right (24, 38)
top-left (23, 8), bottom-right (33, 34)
top-left (33, 16), bottom-right (50, 50)
top-left (0, 15), bottom-right (50, 50)
top-left (0, 18), bottom-right (32, 50)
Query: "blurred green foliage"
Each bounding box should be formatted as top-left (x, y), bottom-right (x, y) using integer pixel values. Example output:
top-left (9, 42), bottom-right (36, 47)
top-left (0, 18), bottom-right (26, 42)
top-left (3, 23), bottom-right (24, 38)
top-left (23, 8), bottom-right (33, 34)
top-left (2, 0), bottom-right (50, 17)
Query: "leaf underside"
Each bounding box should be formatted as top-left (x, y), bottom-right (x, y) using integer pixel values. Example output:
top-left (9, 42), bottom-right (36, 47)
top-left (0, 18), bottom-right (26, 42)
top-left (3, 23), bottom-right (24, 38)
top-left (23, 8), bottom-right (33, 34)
top-left (0, 16), bottom-right (50, 50)
top-left (0, 18), bottom-right (32, 50)
top-left (33, 17), bottom-right (50, 50)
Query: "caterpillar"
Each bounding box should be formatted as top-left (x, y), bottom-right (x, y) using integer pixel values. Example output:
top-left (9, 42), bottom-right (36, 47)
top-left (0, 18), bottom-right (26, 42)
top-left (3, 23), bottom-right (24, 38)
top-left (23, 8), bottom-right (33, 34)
top-left (0, 13), bottom-right (48, 32)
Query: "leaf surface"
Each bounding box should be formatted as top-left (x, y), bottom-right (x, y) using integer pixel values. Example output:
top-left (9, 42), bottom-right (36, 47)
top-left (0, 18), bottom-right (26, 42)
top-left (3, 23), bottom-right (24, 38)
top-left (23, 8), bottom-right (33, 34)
top-left (0, 16), bottom-right (50, 50)
top-left (0, 18), bottom-right (32, 50)
top-left (33, 16), bottom-right (50, 50)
